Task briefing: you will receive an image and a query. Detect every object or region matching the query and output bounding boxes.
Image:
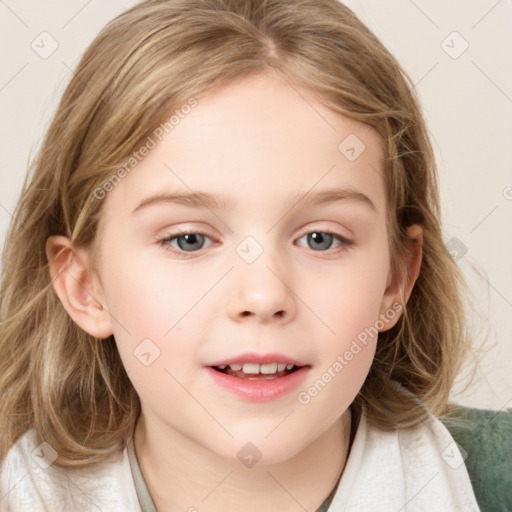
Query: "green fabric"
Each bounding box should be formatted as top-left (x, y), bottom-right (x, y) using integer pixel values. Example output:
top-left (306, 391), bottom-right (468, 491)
top-left (440, 406), bottom-right (512, 512)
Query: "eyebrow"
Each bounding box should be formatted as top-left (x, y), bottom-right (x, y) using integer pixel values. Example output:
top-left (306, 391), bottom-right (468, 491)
top-left (131, 186), bottom-right (377, 215)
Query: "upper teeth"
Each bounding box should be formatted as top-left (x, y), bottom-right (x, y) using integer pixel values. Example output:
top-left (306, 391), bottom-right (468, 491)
top-left (217, 363), bottom-right (295, 374)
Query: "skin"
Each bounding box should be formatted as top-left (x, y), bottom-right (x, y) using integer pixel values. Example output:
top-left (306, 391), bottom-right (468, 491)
top-left (47, 70), bottom-right (422, 511)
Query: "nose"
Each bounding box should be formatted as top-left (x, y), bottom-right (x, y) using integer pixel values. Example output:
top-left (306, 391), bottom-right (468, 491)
top-left (227, 247), bottom-right (297, 324)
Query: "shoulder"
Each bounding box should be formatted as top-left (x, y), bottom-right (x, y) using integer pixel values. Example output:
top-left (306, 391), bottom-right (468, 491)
top-left (329, 407), bottom-right (480, 511)
top-left (0, 428), bottom-right (141, 512)
top-left (440, 406), bottom-right (512, 512)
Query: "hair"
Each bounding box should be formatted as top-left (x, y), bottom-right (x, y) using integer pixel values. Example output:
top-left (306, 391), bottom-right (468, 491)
top-left (0, 0), bottom-right (475, 468)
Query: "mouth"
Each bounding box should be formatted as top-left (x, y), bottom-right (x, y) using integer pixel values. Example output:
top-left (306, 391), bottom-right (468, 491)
top-left (204, 353), bottom-right (310, 401)
top-left (210, 362), bottom-right (304, 380)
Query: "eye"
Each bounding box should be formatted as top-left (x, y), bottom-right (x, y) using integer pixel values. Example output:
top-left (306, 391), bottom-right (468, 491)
top-left (296, 229), bottom-right (353, 253)
top-left (157, 228), bottom-right (353, 259)
top-left (158, 230), bottom-right (215, 258)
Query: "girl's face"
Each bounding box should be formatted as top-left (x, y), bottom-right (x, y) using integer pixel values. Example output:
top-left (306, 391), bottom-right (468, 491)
top-left (92, 71), bottom-right (402, 464)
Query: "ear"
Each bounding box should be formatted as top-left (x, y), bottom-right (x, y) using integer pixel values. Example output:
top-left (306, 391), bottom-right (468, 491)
top-left (46, 235), bottom-right (113, 339)
top-left (378, 224), bottom-right (423, 332)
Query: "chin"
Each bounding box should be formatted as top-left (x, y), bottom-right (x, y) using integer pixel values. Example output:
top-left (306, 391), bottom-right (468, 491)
top-left (218, 436), bottom-right (308, 468)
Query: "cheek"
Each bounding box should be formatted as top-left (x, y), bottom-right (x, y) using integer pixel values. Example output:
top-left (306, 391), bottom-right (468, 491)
top-left (299, 242), bottom-right (390, 409)
top-left (101, 247), bottom-right (203, 337)
top-left (297, 262), bottom-right (386, 420)
top-left (313, 248), bottom-right (390, 344)
top-left (102, 262), bottom-right (199, 411)
top-left (99, 248), bottom-right (206, 392)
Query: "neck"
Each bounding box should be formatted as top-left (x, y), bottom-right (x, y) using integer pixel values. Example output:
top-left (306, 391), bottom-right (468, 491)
top-left (134, 408), bottom-right (353, 512)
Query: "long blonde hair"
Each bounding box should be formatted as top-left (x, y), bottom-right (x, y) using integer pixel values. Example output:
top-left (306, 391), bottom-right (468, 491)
top-left (0, 0), bottom-right (474, 467)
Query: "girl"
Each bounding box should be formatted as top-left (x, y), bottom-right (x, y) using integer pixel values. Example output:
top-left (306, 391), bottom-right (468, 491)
top-left (0, 0), bottom-right (480, 510)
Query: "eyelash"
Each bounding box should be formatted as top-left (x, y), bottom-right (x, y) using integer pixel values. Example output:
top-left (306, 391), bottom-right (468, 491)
top-left (157, 228), bottom-right (354, 259)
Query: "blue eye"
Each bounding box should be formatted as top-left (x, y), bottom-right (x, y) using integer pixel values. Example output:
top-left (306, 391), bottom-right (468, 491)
top-left (159, 231), bottom-right (214, 257)
top-left (296, 230), bottom-right (353, 252)
top-left (158, 228), bottom-right (353, 259)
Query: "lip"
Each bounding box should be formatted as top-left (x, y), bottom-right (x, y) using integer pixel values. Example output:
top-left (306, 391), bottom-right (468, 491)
top-left (205, 365), bottom-right (310, 402)
top-left (205, 351), bottom-right (307, 367)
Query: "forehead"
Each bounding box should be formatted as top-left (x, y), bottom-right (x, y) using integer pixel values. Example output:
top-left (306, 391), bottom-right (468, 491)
top-left (99, 72), bottom-right (386, 224)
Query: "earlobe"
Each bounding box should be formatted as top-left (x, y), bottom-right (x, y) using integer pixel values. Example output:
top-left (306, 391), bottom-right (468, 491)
top-left (46, 235), bottom-right (113, 339)
top-left (378, 224), bottom-right (423, 332)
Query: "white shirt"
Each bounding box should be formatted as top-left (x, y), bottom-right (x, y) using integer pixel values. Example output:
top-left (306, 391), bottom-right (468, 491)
top-left (0, 428), bottom-right (140, 511)
top-left (0, 409), bottom-right (480, 511)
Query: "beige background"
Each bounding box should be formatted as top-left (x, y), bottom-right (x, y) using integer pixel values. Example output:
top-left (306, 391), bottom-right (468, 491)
top-left (0, 0), bottom-right (511, 411)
